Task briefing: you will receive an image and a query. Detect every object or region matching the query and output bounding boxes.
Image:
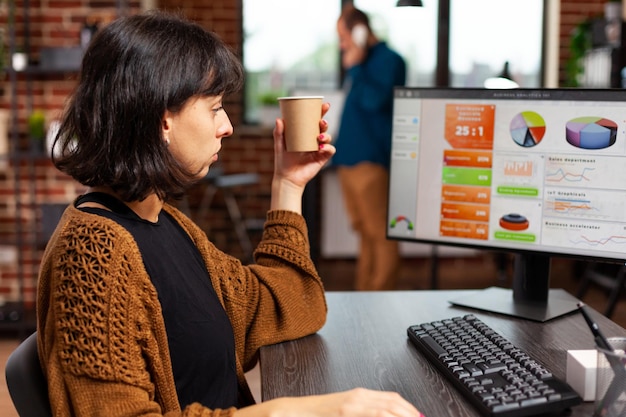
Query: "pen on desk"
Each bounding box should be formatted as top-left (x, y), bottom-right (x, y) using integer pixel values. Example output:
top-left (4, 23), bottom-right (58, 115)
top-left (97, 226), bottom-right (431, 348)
top-left (578, 302), bottom-right (625, 416)
top-left (577, 302), bottom-right (615, 352)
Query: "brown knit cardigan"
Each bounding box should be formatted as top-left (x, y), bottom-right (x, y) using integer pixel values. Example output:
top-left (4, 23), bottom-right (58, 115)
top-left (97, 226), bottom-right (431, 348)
top-left (36, 200), bottom-right (327, 416)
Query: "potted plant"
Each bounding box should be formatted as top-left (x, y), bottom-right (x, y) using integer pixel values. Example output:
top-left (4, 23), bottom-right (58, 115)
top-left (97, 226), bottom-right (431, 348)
top-left (257, 90), bottom-right (284, 127)
top-left (27, 110), bottom-right (46, 153)
top-left (565, 19), bottom-right (592, 87)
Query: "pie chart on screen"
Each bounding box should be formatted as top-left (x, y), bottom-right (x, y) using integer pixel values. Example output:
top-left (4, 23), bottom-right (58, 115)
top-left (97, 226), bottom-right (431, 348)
top-left (565, 116), bottom-right (617, 149)
top-left (510, 111), bottom-right (546, 147)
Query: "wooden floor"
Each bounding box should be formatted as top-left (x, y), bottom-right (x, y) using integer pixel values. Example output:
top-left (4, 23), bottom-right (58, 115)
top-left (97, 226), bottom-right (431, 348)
top-left (1, 253), bottom-right (624, 416)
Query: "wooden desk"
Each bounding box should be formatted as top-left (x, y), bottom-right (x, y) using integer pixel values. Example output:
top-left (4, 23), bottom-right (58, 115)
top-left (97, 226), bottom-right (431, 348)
top-left (260, 290), bottom-right (626, 417)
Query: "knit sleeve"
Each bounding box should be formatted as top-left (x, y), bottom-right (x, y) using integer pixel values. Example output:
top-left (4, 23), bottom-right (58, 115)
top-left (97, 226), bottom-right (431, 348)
top-left (52, 218), bottom-right (151, 384)
top-left (174, 208), bottom-right (327, 371)
top-left (243, 210), bottom-right (328, 357)
top-left (41, 212), bottom-right (238, 416)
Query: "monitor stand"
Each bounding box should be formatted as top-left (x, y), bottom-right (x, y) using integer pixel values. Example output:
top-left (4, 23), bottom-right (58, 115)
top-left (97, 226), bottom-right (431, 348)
top-left (448, 253), bottom-right (581, 322)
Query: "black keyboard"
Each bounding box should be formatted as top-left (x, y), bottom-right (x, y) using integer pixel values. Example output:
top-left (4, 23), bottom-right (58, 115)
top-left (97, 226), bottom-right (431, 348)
top-left (407, 314), bottom-right (581, 417)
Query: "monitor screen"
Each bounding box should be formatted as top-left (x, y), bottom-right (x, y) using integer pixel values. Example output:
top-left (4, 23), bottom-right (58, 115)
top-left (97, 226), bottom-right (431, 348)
top-left (387, 87), bottom-right (626, 321)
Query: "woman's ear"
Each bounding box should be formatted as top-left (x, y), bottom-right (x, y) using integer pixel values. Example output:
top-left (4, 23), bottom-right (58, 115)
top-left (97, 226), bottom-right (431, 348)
top-left (162, 111), bottom-right (173, 132)
top-left (162, 112), bottom-right (173, 146)
top-left (161, 111), bottom-right (173, 145)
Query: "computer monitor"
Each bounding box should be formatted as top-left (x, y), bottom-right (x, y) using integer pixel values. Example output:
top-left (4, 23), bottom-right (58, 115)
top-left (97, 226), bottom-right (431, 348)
top-left (387, 87), bottom-right (626, 322)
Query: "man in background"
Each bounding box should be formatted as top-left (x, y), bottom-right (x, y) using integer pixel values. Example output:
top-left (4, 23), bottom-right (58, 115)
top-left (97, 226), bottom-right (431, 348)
top-left (334, 5), bottom-right (407, 290)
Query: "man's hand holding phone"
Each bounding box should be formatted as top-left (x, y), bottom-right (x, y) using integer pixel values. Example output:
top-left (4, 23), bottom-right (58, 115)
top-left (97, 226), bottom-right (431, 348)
top-left (342, 24), bottom-right (368, 69)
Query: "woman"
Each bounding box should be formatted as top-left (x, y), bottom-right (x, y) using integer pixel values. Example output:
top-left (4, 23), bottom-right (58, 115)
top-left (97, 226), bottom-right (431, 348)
top-left (37, 10), bottom-right (424, 417)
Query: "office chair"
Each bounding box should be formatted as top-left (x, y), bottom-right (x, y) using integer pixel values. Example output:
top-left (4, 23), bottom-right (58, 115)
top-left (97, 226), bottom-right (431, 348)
top-left (5, 331), bottom-right (52, 417)
top-left (577, 262), bottom-right (626, 319)
top-left (181, 167), bottom-right (264, 263)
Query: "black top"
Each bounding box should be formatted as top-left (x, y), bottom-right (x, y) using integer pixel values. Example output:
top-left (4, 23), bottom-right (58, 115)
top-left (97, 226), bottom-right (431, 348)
top-left (76, 193), bottom-right (238, 409)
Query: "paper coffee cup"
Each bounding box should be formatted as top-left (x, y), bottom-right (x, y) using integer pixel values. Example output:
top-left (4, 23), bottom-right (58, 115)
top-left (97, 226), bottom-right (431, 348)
top-left (278, 96), bottom-right (323, 152)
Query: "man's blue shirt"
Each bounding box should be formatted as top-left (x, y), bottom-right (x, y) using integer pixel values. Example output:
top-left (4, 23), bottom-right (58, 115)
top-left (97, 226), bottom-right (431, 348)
top-left (332, 42), bottom-right (407, 169)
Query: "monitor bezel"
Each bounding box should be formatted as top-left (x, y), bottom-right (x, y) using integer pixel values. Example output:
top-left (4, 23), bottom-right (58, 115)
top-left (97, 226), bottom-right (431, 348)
top-left (386, 87), bottom-right (626, 321)
top-left (386, 86), bottom-right (626, 267)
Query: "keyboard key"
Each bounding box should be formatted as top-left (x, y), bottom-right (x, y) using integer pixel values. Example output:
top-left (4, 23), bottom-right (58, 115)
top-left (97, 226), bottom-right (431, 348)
top-left (478, 362), bottom-right (507, 374)
top-left (418, 334), bottom-right (448, 358)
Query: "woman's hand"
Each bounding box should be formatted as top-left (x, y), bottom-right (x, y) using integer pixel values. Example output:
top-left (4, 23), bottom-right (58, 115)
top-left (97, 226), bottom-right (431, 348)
top-left (235, 388), bottom-right (425, 417)
top-left (270, 102), bottom-right (336, 213)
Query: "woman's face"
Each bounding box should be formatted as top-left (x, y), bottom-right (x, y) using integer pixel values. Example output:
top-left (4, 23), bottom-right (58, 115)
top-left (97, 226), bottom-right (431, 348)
top-left (163, 95), bottom-right (233, 178)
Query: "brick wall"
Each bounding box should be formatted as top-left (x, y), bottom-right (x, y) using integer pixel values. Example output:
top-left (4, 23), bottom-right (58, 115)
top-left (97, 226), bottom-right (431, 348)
top-left (558, 0), bottom-right (609, 85)
top-left (0, 0), bottom-right (616, 307)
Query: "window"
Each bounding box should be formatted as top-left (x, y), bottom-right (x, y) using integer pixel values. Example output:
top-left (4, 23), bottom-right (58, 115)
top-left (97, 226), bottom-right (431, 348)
top-left (243, 0), bottom-right (341, 124)
top-left (242, 0), bottom-right (437, 124)
top-left (354, 0), bottom-right (437, 86)
top-left (449, 0), bottom-right (544, 87)
top-left (242, 1), bottom-right (545, 124)
top-left (355, 0), bottom-right (545, 87)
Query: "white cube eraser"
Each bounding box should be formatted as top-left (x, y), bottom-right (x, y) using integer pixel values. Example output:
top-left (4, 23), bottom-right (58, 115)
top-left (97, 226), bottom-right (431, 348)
top-left (566, 349), bottom-right (597, 402)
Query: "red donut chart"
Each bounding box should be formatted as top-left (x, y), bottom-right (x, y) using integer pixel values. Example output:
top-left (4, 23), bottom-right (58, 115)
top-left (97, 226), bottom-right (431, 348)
top-left (499, 213), bottom-right (529, 231)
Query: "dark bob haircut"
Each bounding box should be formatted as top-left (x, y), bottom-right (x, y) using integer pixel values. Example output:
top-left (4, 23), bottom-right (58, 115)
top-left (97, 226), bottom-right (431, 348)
top-left (53, 10), bottom-right (244, 202)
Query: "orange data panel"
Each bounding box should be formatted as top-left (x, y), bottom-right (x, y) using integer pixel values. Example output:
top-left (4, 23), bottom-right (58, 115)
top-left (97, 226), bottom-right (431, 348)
top-left (443, 149), bottom-right (492, 168)
top-left (440, 220), bottom-right (489, 240)
top-left (441, 185), bottom-right (491, 204)
top-left (441, 202), bottom-right (490, 222)
top-left (444, 104), bottom-right (495, 150)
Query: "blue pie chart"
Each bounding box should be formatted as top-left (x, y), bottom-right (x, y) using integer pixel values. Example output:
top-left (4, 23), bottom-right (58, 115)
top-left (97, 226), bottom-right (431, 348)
top-left (565, 116), bottom-right (617, 149)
